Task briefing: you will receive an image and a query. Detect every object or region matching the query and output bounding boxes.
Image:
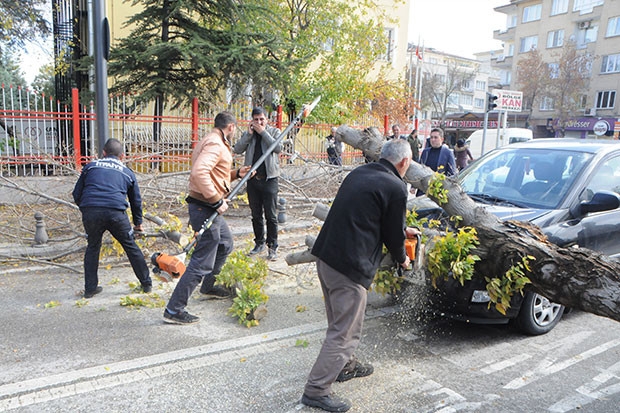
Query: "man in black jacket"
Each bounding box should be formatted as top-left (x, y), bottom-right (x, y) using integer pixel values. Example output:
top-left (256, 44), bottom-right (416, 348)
top-left (72, 138), bottom-right (152, 298)
top-left (301, 138), bottom-right (419, 412)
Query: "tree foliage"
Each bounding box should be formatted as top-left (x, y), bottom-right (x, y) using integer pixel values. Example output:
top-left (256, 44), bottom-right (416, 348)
top-left (0, 50), bottom-right (27, 87)
top-left (515, 42), bottom-right (592, 134)
top-left (0, 0), bottom-right (51, 55)
top-left (108, 0), bottom-right (393, 123)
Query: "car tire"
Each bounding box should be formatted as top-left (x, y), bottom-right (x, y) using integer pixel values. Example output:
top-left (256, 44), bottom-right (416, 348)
top-left (514, 292), bottom-right (564, 335)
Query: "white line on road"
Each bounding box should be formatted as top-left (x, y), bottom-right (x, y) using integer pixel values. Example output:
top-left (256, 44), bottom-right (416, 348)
top-left (0, 305), bottom-right (399, 411)
top-left (504, 338), bottom-right (620, 390)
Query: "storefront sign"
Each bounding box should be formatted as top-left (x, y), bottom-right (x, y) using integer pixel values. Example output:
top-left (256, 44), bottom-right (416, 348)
top-left (593, 120), bottom-right (610, 136)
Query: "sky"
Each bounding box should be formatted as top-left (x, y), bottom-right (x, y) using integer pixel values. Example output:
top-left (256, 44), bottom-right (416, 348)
top-left (408, 0), bottom-right (508, 58)
top-left (22, 0), bottom-right (509, 84)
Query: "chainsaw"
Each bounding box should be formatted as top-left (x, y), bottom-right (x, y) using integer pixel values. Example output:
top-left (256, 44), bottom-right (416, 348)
top-left (152, 96), bottom-right (321, 282)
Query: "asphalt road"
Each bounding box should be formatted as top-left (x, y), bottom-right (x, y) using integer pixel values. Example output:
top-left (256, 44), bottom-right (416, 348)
top-left (1, 222), bottom-right (620, 412)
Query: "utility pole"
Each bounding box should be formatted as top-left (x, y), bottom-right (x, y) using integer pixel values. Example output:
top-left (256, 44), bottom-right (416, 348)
top-left (93, 0), bottom-right (110, 156)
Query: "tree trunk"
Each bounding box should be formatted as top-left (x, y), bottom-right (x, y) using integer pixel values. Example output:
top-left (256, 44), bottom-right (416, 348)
top-left (333, 125), bottom-right (620, 323)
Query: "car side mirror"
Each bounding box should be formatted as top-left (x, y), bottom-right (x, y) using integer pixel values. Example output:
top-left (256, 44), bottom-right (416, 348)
top-left (571, 190), bottom-right (620, 217)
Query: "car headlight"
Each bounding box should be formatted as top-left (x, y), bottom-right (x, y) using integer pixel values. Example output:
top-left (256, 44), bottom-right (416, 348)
top-left (471, 290), bottom-right (491, 303)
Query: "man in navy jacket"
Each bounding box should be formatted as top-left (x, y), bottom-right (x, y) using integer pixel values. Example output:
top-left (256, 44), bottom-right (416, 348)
top-left (420, 128), bottom-right (457, 176)
top-left (301, 139), bottom-right (419, 412)
top-left (72, 138), bottom-right (152, 298)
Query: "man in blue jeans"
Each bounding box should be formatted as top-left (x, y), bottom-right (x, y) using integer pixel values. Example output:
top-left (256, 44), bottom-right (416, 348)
top-left (163, 111), bottom-right (251, 324)
top-left (233, 107), bottom-right (282, 261)
top-left (72, 138), bottom-right (152, 298)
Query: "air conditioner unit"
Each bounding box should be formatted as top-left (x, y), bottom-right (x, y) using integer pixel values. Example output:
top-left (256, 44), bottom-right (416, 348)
top-left (578, 21), bottom-right (591, 29)
top-left (584, 107), bottom-right (596, 116)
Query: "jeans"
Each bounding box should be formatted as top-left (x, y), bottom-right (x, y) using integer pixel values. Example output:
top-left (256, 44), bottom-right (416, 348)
top-left (81, 207), bottom-right (151, 293)
top-left (166, 203), bottom-right (233, 313)
top-left (247, 177), bottom-right (279, 248)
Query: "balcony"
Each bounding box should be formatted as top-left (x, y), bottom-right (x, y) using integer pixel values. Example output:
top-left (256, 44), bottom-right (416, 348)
top-left (494, 26), bottom-right (515, 42)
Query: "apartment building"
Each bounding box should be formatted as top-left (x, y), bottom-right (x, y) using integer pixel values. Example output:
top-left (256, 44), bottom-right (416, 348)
top-left (493, 0), bottom-right (620, 139)
top-left (408, 46), bottom-right (524, 144)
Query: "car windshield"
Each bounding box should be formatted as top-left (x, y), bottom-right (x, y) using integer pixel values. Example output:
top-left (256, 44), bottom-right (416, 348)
top-left (459, 147), bottom-right (593, 209)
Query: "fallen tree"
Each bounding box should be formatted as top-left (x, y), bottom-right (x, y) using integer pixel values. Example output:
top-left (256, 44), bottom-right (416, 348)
top-left (302, 125), bottom-right (620, 323)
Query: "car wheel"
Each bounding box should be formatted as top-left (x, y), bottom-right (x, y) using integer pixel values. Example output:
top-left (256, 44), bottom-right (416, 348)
top-left (514, 292), bottom-right (564, 335)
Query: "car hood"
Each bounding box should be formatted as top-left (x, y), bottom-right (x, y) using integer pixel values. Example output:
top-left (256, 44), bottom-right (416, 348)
top-left (480, 204), bottom-right (552, 223)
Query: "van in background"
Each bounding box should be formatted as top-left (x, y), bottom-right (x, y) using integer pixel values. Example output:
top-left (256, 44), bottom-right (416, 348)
top-left (465, 127), bottom-right (533, 159)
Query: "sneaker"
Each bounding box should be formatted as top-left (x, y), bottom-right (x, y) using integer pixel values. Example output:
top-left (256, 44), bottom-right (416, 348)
top-left (301, 393), bottom-right (351, 412)
top-left (248, 243), bottom-right (266, 256)
top-left (163, 309), bottom-right (199, 324)
top-left (142, 284), bottom-right (152, 294)
top-left (200, 285), bottom-right (232, 299)
top-left (336, 360), bottom-right (374, 382)
top-left (83, 286), bottom-right (103, 299)
top-left (267, 247), bottom-right (278, 261)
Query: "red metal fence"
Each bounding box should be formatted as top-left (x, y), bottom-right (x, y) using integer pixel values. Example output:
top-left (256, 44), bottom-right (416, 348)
top-left (1, 85), bottom-right (383, 177)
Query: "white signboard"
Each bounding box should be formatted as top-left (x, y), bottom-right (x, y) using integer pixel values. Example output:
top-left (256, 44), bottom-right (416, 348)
top-left (494, 89), bottom-right (523, 112)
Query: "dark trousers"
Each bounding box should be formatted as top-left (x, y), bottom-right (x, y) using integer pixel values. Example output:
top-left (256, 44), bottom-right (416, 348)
top-left (166, 203), bottom-right (233, 313)
top-left (247, 177), bottom-right (279, 248)
top-left (81, 207), bottom-right (151, 293)
top-left (304, 259), bottom-right (367, 398)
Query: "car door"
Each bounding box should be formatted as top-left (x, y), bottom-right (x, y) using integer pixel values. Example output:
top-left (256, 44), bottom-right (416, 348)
top-left (572, 153), bottom-right (620, 259)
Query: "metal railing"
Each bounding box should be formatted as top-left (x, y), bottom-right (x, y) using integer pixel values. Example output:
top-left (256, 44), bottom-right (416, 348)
top-left (1, 85), bottom-right (381, 176)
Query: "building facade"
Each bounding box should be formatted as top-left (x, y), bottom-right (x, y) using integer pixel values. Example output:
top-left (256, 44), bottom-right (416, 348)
top-left (493, 0), bottom-right (620, 139)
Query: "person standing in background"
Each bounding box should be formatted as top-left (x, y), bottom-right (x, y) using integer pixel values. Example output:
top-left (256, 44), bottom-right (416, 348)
top-left (453, 139), bottom-right (474, 171)
top-left (420, 128), bottom-right (457, 177)
top-left (325, 127), bottom-right (343, 166)
top-left (233, 107), bottom-right (282, 261)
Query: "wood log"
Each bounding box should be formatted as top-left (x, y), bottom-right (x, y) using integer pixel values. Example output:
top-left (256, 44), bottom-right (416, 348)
top-left (312, 203), bottom-right (330, 221)
top-left (285, 249), bottom-right (317, 266)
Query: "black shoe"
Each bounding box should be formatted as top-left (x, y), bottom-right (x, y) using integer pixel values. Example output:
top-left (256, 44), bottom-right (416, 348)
top-left (83, 286), bottom-right (103, 299)
top-left (267, 247), bottom-right (278, 261)
top-left (301, 393), bottom-right (351, 412)
top-left (142, 284), bottom-right (152, 293)
top-left (163, 309), bottom-right (199, 324)
top-left (247, 243), bottom-right (266, 256)
top-left (336, 360), bottom-right (374, 382)
top-left (200, 285), bottom-right (232, 299)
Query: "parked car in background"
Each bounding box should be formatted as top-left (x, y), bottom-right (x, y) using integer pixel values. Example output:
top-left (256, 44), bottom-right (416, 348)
top-left (417, 139), bottom-right (620, 335)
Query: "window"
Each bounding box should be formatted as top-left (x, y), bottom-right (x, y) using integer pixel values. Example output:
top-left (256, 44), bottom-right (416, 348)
top-left (474, 98), bottom-right (485, 108)
top-left (577, 94), bottom-right (588, 109)
top-left (601, 54), bottom-right (620, 74)
top-left (607, 16), bottom-right (620, 37)
top-left (507, 14), bottom-right (517, 28)
top-left (577, 25), bottom-right (598, 47)
top-left (507, 43), bottom-right (515, 56)
top-left (448, 93), bottom-right (459, 106)
top-left (547, 29), bottom-right (564, 48)
top-left (475, 80), bottom-right (486, 91)
top-left (549, 63), bottom-right (560, 78)
top-left (461, 80), bottom-right (473, 91)
top-left (596, 91), bottom-right (616, 109)
top-left (435, 74), bottom-right (446, 83)
top-left (501, 70), bottom-right (511, 85)
top-left (540, 96), bottom-right (554, 110)
top-left (523, 4), bottom-right (542, 23)
top-left (551, 0), bottom-right (569, 15)
top-left (381, 28), bottom-right (395, 62)
top-left (573, 0), bottom-right (604, 13)
top-left (520, 36), bottom-right (538, 53)
top-left (460, 95), bottom-right (473, 106)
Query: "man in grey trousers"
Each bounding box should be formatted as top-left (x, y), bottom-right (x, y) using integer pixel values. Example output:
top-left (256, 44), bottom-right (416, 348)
top-left (301, 139), bottom-right (418, 412)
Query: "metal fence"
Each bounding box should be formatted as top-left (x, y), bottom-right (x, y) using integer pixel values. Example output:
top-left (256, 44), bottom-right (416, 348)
top-left (0, 85), bottom-right (384, 177)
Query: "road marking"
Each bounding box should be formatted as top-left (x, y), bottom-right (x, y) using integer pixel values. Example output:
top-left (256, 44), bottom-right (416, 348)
top-left (481, 353), bottom-right (532, 374)
top-left (547, 360), bottom-right (620, 412)
top-left (504, 338), bottom-right (620, 390)
top-left (0, 305), bottom-right (398, 410)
